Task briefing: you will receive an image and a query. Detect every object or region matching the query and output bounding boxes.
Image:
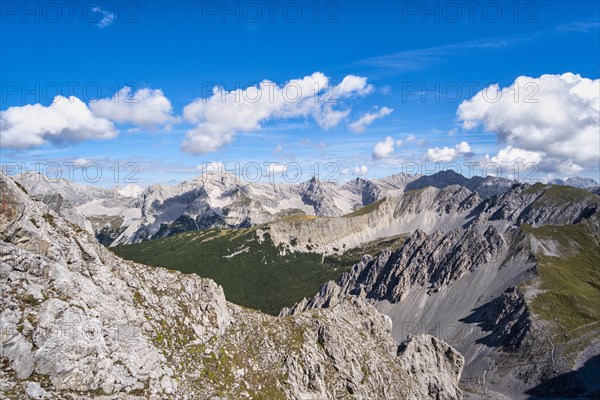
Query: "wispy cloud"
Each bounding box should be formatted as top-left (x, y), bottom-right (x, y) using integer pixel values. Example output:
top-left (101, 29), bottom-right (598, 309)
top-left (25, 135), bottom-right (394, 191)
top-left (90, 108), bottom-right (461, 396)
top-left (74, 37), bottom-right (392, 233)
top-left (353, 19), bottom-right (598, 77)
top-left (352, 36), bottom-right (522, 75)
top-left (555, 19), bottom-right (600, 33)
top-left (93, 7), bottom-right (115, 29)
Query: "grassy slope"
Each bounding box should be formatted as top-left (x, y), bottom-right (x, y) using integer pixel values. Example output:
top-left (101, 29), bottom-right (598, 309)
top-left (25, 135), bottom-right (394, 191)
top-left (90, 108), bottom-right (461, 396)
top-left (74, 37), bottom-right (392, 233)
top-left (524, 183), bottom-right (594, 203)
top-left (519, 185), bottom-right (600, 356)
top-left (523, 215), bottom-right (600, 343)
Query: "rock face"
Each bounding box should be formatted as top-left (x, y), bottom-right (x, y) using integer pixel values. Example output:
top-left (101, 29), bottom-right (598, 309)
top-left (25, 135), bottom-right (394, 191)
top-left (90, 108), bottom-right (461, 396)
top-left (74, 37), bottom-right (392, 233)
top-left (0, 172), bottom-right (464, 399)
top-left (282, 183), bottom-right (600, 399)
top-left (16, 170), bottom-right (515, 247)
top-left (265, 185), bottom-right (485, 256)
top-left (397, 335), bottom-right (465, 400)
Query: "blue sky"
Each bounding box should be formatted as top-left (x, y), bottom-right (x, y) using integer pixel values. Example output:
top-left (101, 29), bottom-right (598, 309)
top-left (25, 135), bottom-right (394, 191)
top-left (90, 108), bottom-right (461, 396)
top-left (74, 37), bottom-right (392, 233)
top-left (1, 1), bottom-right (599, 186)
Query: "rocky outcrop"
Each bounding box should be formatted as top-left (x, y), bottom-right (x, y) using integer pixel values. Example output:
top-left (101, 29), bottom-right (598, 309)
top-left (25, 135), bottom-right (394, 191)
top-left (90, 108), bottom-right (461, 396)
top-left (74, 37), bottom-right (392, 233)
top-left (474, 287), bottom-right (531, 350)
top-left (27, 192), bottom-right (95, 235)
top-left (588, 186), bottom-right (600, 196)
top-left (1, 172), bottom-right (464, 399)
top-left (282, 225), bottom-right (507, 314)
top-left (267, 181), bottom-right (600, 259)
top-left (398, 335), bottom-right (465, 400)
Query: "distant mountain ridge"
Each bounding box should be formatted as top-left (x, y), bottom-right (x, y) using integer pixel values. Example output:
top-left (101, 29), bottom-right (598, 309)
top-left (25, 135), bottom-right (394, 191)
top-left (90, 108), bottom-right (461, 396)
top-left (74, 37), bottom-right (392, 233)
top-left (16, 170), bottom-right (516, 246)
top-left (15, 170), bottom-right (599, 248)
top-left (548, 176), bottom-right (599, 188)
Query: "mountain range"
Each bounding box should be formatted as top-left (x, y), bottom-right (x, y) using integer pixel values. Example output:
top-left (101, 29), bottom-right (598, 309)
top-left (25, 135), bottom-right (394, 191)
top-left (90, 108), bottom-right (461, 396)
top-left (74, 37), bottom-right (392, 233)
top-left (3, 169), bottom-right (599, 399)
top-left (15, 170), bottom-right (526, 247)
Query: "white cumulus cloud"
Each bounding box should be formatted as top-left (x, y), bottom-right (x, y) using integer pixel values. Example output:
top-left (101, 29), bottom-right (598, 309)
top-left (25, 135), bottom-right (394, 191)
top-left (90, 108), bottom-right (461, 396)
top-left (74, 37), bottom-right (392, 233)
top-left (458, 73), bottom-right (600, 171)
top-left (485, 146), bottom-right (584, 177)
top-left (354, 165), bottom-right (369, 175)
top-left (426, 141), bottom-right (472, 162)
top-left (348, 107), bottom-right (393, 133)
top-left (372, 136), bottom-right (396, 159)
top-left (90, 87), bottom-right (176, 127)
top-left (341, 165), bottom-right (369, 176)
top-left (336, 75), bottom-right (374, 97)
top-left (196, 161), bottom-right (225, 174)
top-left (181, 72), bottom-right (374, 155)
top-left (487, 145), bottom-right (543, 167)
top-left (455, 141), bottom-right (472, 154)
top-left (0, 96), bottom-right (117, 149)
